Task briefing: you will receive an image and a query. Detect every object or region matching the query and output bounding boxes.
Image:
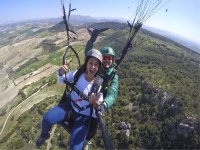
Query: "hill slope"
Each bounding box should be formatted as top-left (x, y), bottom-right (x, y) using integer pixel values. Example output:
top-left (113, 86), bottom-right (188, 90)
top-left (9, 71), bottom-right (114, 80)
top-left (0, 21), bottom-right (199, 149)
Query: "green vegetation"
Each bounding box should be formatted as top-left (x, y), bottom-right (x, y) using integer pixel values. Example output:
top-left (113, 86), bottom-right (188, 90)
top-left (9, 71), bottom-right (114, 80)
top-left (0, 24), bottom-right (52, 47)
top-left (36, 30), bottom-right (54, 37)
top-left (97, 28), bottom-right (200, 149)
top-left (13, 52), bottom-right (61, 79)
top-left (13, 44), bottom-right (84, 79)
top-left (0, 73), bottom-right (58, 116)
top-left (0, 23), bottom-right (199, 149)
top-left (0, 95), bottom-right (60, 149)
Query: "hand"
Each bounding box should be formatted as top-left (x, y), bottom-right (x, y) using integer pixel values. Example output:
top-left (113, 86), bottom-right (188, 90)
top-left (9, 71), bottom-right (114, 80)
top-left (58, 64), bottom-right (69, 76)
top-left (90, 29), bottom-right (98, 42)
top-left (98, 103), bottom-right (107, 115)
top-left (88, 28), bottom-right (109, 43)
top-left (89, 93), bottom-right (100, 108)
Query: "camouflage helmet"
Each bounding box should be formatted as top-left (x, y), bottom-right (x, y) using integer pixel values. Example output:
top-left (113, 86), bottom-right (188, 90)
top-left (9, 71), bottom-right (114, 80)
top-left (87, 49), bottom-right (102, 63)
top-left (100, 47), bottom-right (115, 56)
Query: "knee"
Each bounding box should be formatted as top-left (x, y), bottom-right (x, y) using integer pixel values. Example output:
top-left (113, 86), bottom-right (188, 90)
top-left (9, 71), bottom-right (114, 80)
top-left (43, 111), bottom-right (53, 125)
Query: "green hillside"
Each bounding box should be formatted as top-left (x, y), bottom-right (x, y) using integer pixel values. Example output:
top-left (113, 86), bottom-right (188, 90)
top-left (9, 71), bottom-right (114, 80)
top-left (95, 28), bottom-right (200, 149)
top-left (0, 22), bottom-right (199, 149)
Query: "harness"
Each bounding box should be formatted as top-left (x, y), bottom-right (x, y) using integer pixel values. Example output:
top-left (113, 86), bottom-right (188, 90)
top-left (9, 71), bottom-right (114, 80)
top-left (63, 71), bottom-right (90, 112)
top-left (60, 69), bottom-right (94, 134)
top-left (61, 68), bottom-right (116, 112)
top-left (101, 70), bottom-right (117, 96)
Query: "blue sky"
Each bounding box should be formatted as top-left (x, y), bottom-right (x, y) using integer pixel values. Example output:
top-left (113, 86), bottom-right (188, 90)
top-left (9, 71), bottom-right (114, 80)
top-left (0, 0), bottom-right (199, 44)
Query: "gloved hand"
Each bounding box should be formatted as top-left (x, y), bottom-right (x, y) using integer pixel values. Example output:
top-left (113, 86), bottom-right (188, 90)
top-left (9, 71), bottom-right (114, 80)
top-left (89, 28), bottom-right (98, 43)
top-left (88, 28), bottom-right (109, 43)
top-left (97, 103), bottom-right (107, 115)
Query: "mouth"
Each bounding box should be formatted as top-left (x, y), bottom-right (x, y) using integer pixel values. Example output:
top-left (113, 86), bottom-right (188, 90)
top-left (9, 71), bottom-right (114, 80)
top-left (89, 69), bottom-right (96, 76)
top-left (103, 62), bottom-right (111, 68)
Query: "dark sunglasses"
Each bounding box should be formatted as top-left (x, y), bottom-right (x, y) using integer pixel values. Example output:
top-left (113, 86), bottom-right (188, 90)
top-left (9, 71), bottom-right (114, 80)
top-left (103, 55), bottom-right (112, 61)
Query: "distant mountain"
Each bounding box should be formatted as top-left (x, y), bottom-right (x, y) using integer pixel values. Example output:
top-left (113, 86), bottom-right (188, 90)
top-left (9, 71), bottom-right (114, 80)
top-left (69, 15), bottom-right (200, 54)
top-left (69, 15), bottom-right (98, 25)
top-left (46, 14), bottom-right (130, 33)
top-left (86, 21), bottom-right (128, 30)
top-left (0, 18), bottom-right (61, 30)
top-left (1, 15), bottom-right (199, 54)
top-left (143, 26), bottom-right (200, 54)
top-left (48, 21), bottom-right (78, 33)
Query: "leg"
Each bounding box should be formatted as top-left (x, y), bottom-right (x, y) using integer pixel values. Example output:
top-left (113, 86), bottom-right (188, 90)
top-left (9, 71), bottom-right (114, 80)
top-left (70, 113), bottom-right (90, 150)
top-left (86, 118), bottom-right (98, 141)
top-left (36, 101), bottom-right (69, 147)
top-left (40, 101), bottom-right (70, 137)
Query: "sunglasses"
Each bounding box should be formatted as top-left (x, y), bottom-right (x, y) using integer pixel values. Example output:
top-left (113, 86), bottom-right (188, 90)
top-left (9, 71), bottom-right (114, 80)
top-left (103, 55), bottom-right (112, 61)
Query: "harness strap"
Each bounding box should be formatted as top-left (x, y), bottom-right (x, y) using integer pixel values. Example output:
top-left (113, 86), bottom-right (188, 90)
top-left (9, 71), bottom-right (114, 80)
top-left (71, 100), bottom-right (91, 112)
top-left (64, 78), bottom-right (89, 101)
top-left (71, 84), bottom-right (89, 100)
top-left (74, 99), bottom-right (82, 102)
top-left (101, 71), bottom-right (116, 93)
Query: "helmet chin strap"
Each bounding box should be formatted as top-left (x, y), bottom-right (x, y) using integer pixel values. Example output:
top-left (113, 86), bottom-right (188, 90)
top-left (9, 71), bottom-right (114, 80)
top-left (103, 64), bottom-right (110, 70)
top-left (103, 64), bottom-right (115, 75)
top-left (103, 61), bottom-right (116, 69)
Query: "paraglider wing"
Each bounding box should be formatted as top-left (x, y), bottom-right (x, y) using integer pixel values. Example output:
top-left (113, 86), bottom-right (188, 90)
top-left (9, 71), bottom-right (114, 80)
top-left (116, 0), bottom-right (169, 67)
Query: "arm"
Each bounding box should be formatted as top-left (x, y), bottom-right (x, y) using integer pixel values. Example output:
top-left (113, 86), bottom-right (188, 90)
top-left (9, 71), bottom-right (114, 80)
top-left (84, 40), bottom-right (94, 57)
top-left (57, 65), bottom-right (77, 83)
top-left (57, 65), bottom-right (69, 84)
top-left (104, 74), bottom-right (119, 108)
top-left (84, 28), bottom-right (109, 57)
top-left (84, 28), bottom-right (98, 57)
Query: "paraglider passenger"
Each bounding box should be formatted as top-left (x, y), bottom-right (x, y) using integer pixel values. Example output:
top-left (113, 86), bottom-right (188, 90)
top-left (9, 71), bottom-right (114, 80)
top-left (36, 49), bottom-right (103, 150)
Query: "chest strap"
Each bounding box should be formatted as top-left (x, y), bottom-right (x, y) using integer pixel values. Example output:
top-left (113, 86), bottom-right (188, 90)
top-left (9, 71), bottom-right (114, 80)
top-left (71, 100), bottom-right (91, 112)
top-left (64, 77), bottom-right (89, 101)
top-left (63, 74), bottom-right (94, 112)
top-left (101, 71), bottom-right (116, 93)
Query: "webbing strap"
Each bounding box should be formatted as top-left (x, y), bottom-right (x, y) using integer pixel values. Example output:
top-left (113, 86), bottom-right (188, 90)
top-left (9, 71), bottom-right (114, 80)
top-left (101, 71), bottom-right (116, 93)
top-left (71, 100), bottom-right (91, 112)
top-left (63, 77), bottom-right (89, 101)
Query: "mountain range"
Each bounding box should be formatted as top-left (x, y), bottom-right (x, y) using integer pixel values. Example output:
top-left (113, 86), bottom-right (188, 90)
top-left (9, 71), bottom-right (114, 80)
top-left (67, 15), bottom-right (200, 54)
top-left (1, 15), bottom-right (199, 54)
top-left (143, 25), bottom-right (200, 54)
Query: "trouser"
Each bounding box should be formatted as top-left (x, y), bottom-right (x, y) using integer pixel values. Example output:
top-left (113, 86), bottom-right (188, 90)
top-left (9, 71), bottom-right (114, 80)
top-left (40, 100), bottom-right (91, 150)
top-left (86, 117), bottom-right (98, 141)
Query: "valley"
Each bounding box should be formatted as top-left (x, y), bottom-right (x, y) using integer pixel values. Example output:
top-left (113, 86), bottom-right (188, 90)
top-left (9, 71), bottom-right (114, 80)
top-left (0, 19), bottom-right (199, 149)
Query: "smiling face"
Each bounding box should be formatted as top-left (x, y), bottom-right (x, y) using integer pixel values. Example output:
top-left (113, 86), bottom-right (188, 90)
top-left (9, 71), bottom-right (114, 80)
top-left (102, 55), bottom-right (113, 69)
top-left (86, 57), bottom-right (100, 81)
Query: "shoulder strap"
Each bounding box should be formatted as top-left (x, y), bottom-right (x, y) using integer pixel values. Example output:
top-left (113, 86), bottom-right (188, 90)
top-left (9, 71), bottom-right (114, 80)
top-left (62, 68), bottom-right (89, 100)
top-left (64, 67), bottom-right (83, 92)
top-left (101, 70), bottom-right (117, 93)
top-left (71, 68), bottom-right (83, 86)
top-left (69, 68), bottom-right (90, 100)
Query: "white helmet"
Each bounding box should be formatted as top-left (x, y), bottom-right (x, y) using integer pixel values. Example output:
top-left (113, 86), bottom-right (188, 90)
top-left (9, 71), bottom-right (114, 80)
top-left (87, 49), bottom-right (102, 63)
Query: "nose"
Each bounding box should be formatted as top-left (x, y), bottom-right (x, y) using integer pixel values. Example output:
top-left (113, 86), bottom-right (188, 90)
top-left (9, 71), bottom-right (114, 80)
top-left (91, 64), bottom-right (96, 69)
